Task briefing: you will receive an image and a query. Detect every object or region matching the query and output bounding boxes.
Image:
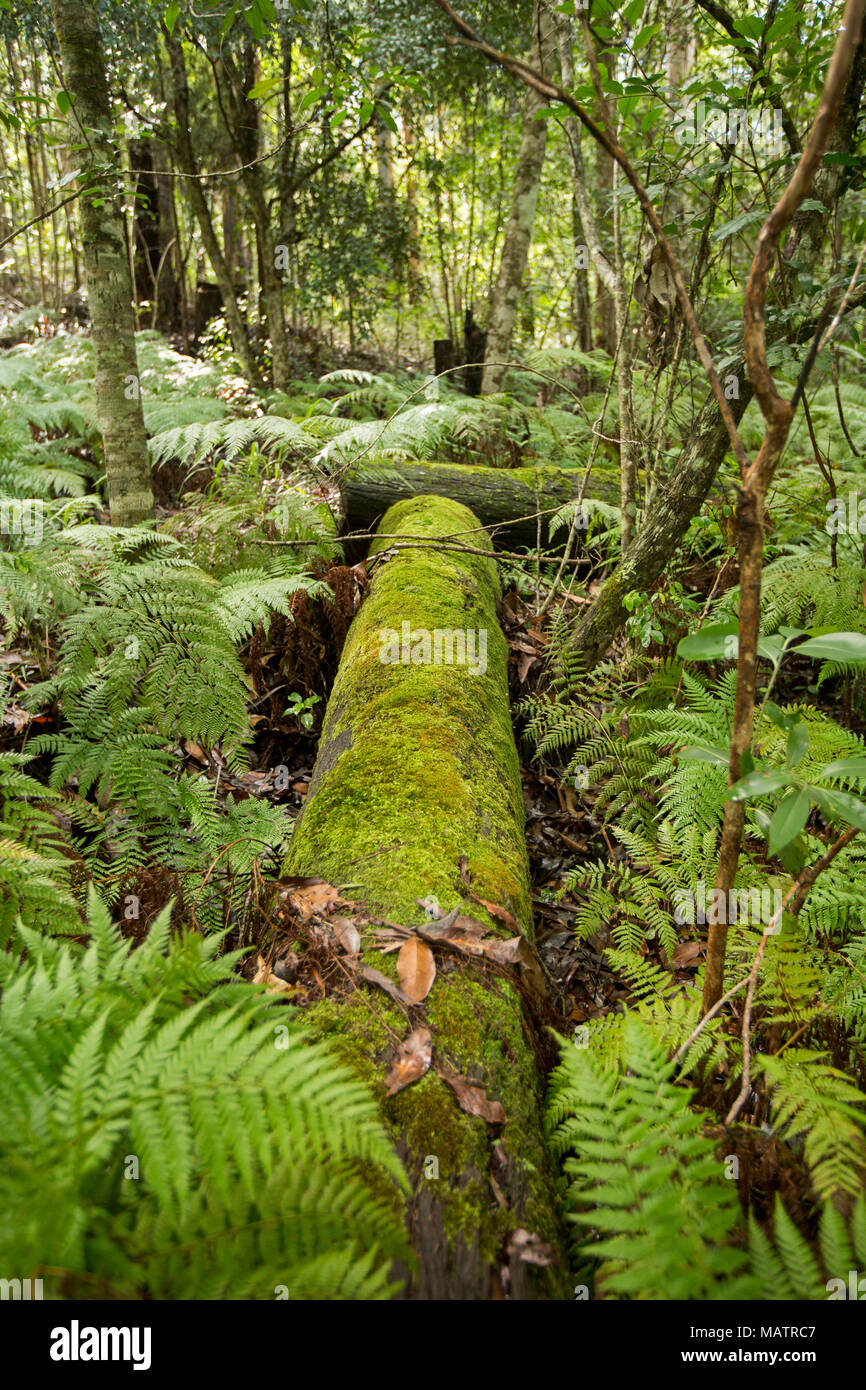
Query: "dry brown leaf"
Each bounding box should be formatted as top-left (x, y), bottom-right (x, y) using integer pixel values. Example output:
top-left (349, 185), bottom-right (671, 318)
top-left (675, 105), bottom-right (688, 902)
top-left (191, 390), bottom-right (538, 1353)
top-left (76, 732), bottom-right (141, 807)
top-left (396, 935), bottom-right (436, 1002)
top-left (281, 877), bottom-right (340, 921)
top-left (417, 915), bottom-right (547, 997)
top-left (562, 785), bottom-right (580, 818)
top-left (331, 917), bottom-right (361, 956)
top-left (475, 898), bottom-right (518, 932)
top-left (672, 940), bottom-right (704, 967)
top-left (251, 954), bottom-right (295, 995)
top-left (2, 706), bottom-right (29, 731)
top-left (418, 914), bottom-right (488, 958)
top-left (438, 1066), bottom-right (505, 1124)
top-left (385, 1027), bottom-right (433, 1095)
top-left (516, 651), bottom-right (535, 683)
top-left (479, 934), bottom-right (547, 997)
top-left (351, 960), bottom-right (411, 1006)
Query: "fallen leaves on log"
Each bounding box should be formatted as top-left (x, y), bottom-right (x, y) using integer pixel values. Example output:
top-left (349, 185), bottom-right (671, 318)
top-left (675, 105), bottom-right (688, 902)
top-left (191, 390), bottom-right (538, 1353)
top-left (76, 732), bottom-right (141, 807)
top-left (415, 906), bottom-right (547, 997)
top-left (385, 1027), bottom-right (433, 1095)
top-left (349, 959), bottom-right (412, 1006)
top-left (437, 1066), bottom-right (505, 1124)
top-left (417, 909), bottom-right (488, 957)
top-left (331, 917), bottom-right (361, 956)
top-left (281, 877), bottom-right (341, 921)
top-left (396, 934), bottom-right (436, 1002)
top-left (458, 855), bottom-right (518, 931)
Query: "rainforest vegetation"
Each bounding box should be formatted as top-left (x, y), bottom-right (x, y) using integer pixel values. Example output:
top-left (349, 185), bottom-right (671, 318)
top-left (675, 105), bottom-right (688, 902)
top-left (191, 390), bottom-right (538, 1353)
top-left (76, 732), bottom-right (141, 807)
top-left (3, 0), bottom-right (866, 1311)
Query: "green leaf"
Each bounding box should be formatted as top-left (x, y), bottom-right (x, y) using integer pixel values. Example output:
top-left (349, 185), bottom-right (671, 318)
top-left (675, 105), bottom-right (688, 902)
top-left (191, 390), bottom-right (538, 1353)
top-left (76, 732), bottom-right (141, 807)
top-left (734, 15), bottom-right (765, 40)
top-left (676, 620), bottom-right (739, 661)
top-left (297, 86), bottom-right (326, 116)
top-left (822, 757), bottom-right (866, 780)
top-left (768, 788), bottom-right (811, 854)
top-left (786, 722), bottom-right (809, 768)
top-left (797, 632), bottom-right (866, 663)
top-left (766, 11), bottom-right (798, 41)
top-left (679, 745), bottom-right (729, 767)
top-left (757, 634), bottom-right (786, 663)
top-left (752, 807), bottom-right (808, 872)
top-left (712, 209), bottom-right (766, 243)
top-left (248, 75), bottom-right (282, 101)
top-left (729, 768), bottom-right (794, 801)
top-left (56, 91), bottom-right (72, 115)
top-left (811, 787), bottom-right (866, 834)
top-left (164, 0), bottom-right (181, 36)
top-left (377, 105), bottom-right (398, 134)
top-left (632, 22), bottom-right (661, 49)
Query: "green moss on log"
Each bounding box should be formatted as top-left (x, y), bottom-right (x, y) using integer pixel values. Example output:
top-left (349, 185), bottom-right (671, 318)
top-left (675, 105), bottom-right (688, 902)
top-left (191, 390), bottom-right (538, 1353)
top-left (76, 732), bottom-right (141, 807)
top-left (289, 493), bottom-right (530, 929)
top-left (343, 457), bottom-right (620, 551)
top-left (287, 495), bottom-right (569, 1298)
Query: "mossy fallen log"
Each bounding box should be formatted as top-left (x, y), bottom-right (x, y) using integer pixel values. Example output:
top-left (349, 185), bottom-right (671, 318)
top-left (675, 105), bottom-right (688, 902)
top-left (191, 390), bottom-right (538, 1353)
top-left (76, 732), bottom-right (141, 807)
top-left (286, 494), bottom-right (569, 1299)
top-left (342, 457), bottom-right (619, 551)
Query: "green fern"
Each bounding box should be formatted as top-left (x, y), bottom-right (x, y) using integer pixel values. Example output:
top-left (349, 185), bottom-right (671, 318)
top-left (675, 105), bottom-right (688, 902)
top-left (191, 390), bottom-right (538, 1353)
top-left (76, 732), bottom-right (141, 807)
top-left (547, 1015), bottom-right (756, 1299)
top-left (0, 888), bottom-right (409, 1299)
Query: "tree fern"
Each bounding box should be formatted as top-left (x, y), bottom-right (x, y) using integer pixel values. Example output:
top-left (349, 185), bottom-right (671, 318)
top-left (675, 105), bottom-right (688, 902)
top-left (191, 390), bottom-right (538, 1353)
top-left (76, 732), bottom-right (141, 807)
top-left (0, 889), bottom-right (409, 1299)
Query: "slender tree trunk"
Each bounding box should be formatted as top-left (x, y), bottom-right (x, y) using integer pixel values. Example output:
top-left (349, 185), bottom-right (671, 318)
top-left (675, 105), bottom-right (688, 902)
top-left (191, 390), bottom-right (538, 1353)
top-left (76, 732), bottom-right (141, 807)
top-left (402, 99), bottom-right (424, 302)
top-left (574, 29), bottom-right (866, 667)
top-left (248, 171), bottom-right (292, 390)
top-left (481, 0), bottom-right (555, 393)
top-left (162, 29), bottom-right (260, 386)
top-left (49, 0), bottom-right (153, 527)
top-left (216, 43), bottom-right (292, 391)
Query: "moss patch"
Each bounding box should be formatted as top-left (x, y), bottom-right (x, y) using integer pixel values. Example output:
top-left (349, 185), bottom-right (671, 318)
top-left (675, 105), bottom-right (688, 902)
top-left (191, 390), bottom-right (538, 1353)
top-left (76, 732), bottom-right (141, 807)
top-left (288, 494), bottom-right (531, 931)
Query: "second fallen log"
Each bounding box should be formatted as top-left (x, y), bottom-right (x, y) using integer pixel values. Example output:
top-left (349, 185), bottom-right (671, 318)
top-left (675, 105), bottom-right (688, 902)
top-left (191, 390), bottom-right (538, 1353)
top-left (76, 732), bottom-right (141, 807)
top-left (342, 458), bottom-right (620, 550)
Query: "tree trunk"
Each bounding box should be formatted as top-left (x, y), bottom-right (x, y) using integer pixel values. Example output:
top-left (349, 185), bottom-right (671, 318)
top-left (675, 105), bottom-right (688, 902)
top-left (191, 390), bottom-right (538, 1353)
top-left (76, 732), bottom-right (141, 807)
top-left (49, 0), bottom-right (154, 527)
top-left (343, 458), bottom-right (619, 550)
top-left (573, 31), bottom-right (866, 666)
top-left (217, 42), bottom-right (292, 392)
top-left (481, 1), bottom-right (556, 393)
top-left (287, 494), bottom-right (570, 1298)
top-left (574, 378), bottom-right (752, 665)
top-left (162, 28), bottom-right (261, 387)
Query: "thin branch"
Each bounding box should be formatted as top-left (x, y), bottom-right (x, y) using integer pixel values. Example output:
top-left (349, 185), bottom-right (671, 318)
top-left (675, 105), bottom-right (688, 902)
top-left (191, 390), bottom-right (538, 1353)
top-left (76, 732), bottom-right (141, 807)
top-left (432, 0), bottom-right (750, 470)
top-left (725, 825), bottom-right (858, 1125)
top-left (0, 190), bottom-right (80, 251)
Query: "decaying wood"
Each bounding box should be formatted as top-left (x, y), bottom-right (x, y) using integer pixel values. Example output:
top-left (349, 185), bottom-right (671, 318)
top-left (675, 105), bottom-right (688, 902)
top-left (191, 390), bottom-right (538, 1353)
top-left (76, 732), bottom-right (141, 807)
top-left (342, 457), bottom-right (618, 551)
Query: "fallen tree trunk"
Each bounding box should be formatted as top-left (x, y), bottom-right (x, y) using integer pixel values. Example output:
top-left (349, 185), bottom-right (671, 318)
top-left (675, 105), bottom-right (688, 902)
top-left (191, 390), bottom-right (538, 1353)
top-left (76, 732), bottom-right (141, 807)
top-left (342, 458), bottom-right (619, 551)
top-left (287, 494), bottom-right (570, 1299)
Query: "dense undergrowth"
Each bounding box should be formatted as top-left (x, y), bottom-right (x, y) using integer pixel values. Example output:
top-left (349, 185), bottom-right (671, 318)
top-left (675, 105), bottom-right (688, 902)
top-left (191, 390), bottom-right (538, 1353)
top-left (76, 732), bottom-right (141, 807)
top-left (3, 322), bottom-right (866, 1298)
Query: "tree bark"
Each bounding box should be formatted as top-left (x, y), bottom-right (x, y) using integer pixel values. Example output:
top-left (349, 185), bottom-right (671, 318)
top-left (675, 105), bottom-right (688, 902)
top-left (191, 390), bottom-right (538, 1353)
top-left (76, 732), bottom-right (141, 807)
top-left (481, 0), bottom-right (556, 393)
top-left (162, 28), bottom-right (261, 386)
top-left (343, 458), bottom-right (619, 550)
top-left (287, 494), bottom-right (570, 1298)
top-left (574, 28), bottom-right (866, 668)
top-left (216, 42), bottom-right (292, 392)
top-left (49, 0), bottom-right (154, 527)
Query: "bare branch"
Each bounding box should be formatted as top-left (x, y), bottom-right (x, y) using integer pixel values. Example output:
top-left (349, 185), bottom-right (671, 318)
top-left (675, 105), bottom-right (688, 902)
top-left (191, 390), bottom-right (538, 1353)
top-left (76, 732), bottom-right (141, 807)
top-left (432, 0), bottom-right (750, 470)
